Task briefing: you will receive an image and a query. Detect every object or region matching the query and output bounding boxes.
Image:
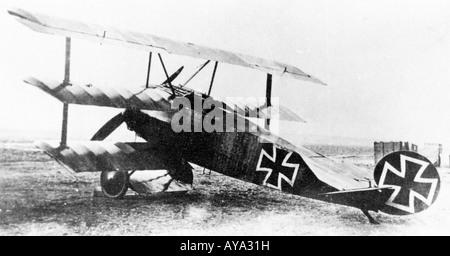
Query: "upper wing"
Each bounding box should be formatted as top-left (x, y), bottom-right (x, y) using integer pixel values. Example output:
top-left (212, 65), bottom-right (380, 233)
top-left (8, 8), bottom-right (325, 85)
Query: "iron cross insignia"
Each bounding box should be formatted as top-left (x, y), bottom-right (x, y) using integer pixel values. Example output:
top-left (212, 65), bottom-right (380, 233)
top-left (256, 145), bottom-right (300, 190)
top-left (374, 151), bottom-right (440, 215)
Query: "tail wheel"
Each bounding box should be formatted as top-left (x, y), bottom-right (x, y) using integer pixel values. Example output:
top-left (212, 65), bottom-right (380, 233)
top-left (374, 151), bottom-right (440, 215)
top-left (100, 170), bottom-right (129, 199)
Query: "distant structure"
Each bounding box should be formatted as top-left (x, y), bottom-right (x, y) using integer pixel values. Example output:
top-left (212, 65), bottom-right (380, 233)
top-left (421, 143), bottom-right (443, 167)
top-left (374, 141), bottom-right (417, 165)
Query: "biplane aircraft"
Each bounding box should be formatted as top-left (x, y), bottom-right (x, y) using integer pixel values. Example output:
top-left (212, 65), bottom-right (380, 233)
top-left (8, 8), bottom-right (441, 224)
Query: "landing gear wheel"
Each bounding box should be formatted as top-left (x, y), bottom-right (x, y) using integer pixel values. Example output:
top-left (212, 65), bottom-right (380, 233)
top-left (100, 170), bottom-right (129, 199)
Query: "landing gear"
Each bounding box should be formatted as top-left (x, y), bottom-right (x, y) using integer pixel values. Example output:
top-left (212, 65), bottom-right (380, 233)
top-left (361, 209), bottom-right (380, 225)
top-left (100, 170), bottom-right (130, 199)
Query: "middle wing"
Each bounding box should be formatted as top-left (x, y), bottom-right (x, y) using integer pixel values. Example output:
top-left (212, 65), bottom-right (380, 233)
top-left (24, 77), bottom-right (172, 112)
top-left (24, 77), bottom-right (306, 122)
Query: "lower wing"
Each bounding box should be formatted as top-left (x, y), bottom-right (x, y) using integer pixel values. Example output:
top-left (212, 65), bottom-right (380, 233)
top-left (36, 140), bottom-right (180, 173)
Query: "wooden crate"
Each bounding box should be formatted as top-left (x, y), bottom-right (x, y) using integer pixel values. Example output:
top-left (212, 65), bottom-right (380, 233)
top-left (374, 141), bottom-right (417, 165)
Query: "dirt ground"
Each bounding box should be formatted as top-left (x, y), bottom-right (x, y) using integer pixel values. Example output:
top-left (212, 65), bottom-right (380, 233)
top-left (1, 142), bottom-right (449, 236)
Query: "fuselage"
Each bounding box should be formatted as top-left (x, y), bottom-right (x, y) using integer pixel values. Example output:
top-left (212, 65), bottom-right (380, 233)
top-left (124, 107), bottom-right (330, 196)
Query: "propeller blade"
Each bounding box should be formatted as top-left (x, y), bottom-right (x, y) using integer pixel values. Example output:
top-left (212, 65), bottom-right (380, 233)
top-left (91, 113), bottom-right (125, 141)
top-left (161, 66), bottom-right (184, 85)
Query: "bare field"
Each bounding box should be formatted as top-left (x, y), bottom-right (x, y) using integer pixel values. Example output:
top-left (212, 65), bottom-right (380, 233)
top-left (1, 143), bottom-right (450, 236)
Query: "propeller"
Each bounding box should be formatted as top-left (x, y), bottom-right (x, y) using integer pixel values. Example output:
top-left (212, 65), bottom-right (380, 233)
top-left (91, 66), bottom-right (185, 141)
top-left (161, 66), bottom-right (184, 100)
top-left (91, 112), bottom-right (125, 141)
top-left (161, 66), bottom-right (184, 85)
top-left (131, 66), bottom-right (184, 96)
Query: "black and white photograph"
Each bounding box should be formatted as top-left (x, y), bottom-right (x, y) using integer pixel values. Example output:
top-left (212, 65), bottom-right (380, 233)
top-left (0, 0), bottom-right (449, 238)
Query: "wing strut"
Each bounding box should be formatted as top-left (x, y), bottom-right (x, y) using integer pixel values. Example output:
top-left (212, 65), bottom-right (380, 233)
top-left (265, 73), bottom-right (272, 130)
top-left (181, 60), bottom-right (210, 87)
top-left (63, 37), bottom-right (71, 86)
top-left (60, 37), bottom-right (72, 147)
top-left (157, 53), bottom-right (176, 98)
top-left (207, 61), bottom-right (219, 96)
top-left (145, 52), bottom-right (152, 88)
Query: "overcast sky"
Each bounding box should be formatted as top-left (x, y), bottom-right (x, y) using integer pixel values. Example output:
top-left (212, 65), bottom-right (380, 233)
top-left (0, 0), bottom-right (449, 146)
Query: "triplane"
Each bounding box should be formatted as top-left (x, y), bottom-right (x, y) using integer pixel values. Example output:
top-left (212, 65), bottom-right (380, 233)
top-left (8, 8), bottom-right (440, 224)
